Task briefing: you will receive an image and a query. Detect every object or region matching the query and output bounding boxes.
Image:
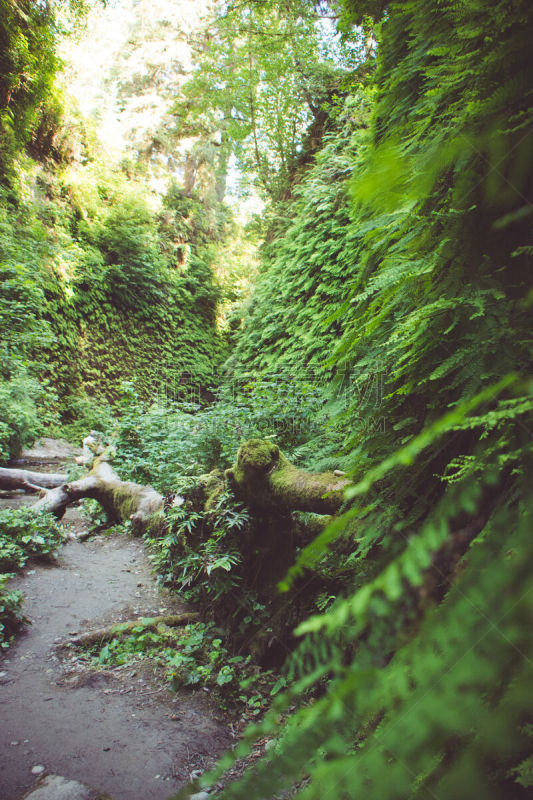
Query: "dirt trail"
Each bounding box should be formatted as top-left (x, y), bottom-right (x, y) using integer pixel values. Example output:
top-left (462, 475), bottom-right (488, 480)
top-left (0, 440), bottom-right (231, 800)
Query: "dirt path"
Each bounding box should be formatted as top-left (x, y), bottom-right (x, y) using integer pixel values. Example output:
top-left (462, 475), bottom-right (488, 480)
top-left (0, 440), bottom-right (231, 800)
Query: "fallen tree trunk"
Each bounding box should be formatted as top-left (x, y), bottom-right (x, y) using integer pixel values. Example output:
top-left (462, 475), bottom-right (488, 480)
top-left (2, 446), bottom-right (175, 535)
top-left (66, 612), bottom-right (199, 648)
top-left (225, 439), bottom-right (351, 515)
top-left (0, 467), bottom-right (67, 492)
top-left (5, 437), bottom-right (350, 534)
top-left (32, 458), bottom-right (167, 535)
top-left (4, 437), bottom-right (352, 663)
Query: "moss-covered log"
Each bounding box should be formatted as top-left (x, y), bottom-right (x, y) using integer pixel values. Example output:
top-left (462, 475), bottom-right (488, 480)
top-left (226, 439), bottom-right (351, 515)
top-left (65, 612), bottom-right (199, 648)
top-left (8, 437), bottom-right (348, 536)
top-left (32, 458), bottom-right (170, 535)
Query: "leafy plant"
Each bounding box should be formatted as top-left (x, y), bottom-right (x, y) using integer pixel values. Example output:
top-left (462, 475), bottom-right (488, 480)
top-left (0, 365), bottom-right (43, 461)
top-left (58, 392), bottom-right (114, 445)
top-left (144, 489), bottom-right (249, 602)
top-left (189, 463), bottom-right (533, 800)
top-left (0, 573), bottom-right (25, 648)
top-left (88, 618), bottom-right (273, 710)
top-left (0, 507), bottom-right (66, 571)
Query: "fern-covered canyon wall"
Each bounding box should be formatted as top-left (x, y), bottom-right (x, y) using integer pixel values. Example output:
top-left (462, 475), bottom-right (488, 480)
top-left (204, 1), bottom-right (533, 797)
top-left (228, 0), bottom-right (533, 573)
top-left (0, 0), bottom-right (234, 458)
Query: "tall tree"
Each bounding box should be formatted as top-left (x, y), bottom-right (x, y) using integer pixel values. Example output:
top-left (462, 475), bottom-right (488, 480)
top-left (173, 0), bottom-right (365, 201)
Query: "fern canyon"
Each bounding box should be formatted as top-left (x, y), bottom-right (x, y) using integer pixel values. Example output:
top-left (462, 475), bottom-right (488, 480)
top-left (0, 1), bottom-right (532, 799)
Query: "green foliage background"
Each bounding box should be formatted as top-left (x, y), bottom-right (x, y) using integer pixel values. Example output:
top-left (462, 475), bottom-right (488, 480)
top-left (186, 0), bottom-right (533, 798)
top-left (0, 0), bottom-right (227, 460)
top-left (0, 170), bottom-right (224, 457)
top-left (1, 0), bottom-right (532, 797)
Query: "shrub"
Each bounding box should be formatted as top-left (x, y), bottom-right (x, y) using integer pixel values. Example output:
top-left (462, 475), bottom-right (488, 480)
top-left (144, 488), bottom-right (249, 600)
top-left (0, 573), bottom-right (25, 648)
top-left (0, 507), bottom-right (66, 571)
top-left (59, 392), bottom-right (115, 445)
top-left (0, 367), bottom-right (42, 462)
top-left (85, 617), bottom-right (275, 712)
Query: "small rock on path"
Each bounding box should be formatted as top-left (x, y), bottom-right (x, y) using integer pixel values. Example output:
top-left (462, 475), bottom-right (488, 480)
top-left (22, 773), bottom-right (111, 800)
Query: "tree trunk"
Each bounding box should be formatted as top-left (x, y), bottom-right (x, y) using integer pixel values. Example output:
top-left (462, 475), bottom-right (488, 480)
top-left (0, 467), bottom-right (67, 492)
top-left (225, 439), bottom-right (351, 515)
top-left (32, 458), bottom-right (169, 535)
top-left (4, 438), bottom-right (350, 531)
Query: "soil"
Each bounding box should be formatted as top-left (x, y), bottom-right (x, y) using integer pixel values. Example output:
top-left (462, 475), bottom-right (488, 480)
top-left (0, 440), bottom-right (232, 800)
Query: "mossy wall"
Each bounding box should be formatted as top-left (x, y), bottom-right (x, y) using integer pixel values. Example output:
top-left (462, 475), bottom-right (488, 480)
top-left (1, 0), bottom-right (226, 431)
top-left (227, 90), bottom-right (373, 380)
top-left (39, 258), bottom-right (221, 405)
top-left (0, 179), bottom-right (223, 452)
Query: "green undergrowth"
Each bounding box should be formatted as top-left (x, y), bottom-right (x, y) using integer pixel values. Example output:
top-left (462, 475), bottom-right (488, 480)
top-left (196, 483), bottom-right (533, 800)
top-left (0, 573), bottom-right (25, 648)
top-left (77, 378), bottom-right (337, 704)
top-left (145, 490), bottom-right (249, 602)
top-left (99, 380), bottom-right (349, 656)
top-left (0, 506), bottom-right (66, 572)
top-left (0, 507), bottom-right (66, 647)
top-left (109, 376), bottom-right (345, 494)
top-left (81, 616), bottom-right (282, 714)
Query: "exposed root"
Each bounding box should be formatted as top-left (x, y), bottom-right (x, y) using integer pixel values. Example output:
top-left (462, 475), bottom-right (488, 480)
top-left (64, 613), bottom-right (199, 648)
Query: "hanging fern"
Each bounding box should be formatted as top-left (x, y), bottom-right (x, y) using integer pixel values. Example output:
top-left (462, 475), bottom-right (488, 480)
top-left (197, 0), bottom-right (533, 797)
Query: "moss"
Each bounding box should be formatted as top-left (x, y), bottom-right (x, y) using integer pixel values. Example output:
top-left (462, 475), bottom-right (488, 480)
top-left (144, 508), bottom-right (166, 537)
top-left (236, 439), bottom-right (280, 474)
top-left (110, 484), bottom-right (141, 521)
top-left (229, 439), bottom-right (283, 510)
top-left (204, 469), bottom-right (225, 511)
top-left (269, 463), bottom-right (348, 515)
top-left (230, 438), bottom-right (350, 515)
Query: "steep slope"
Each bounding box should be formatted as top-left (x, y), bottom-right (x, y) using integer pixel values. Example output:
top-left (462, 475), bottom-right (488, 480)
top-left (211, 0), bottom-right (533, 797)
top-left (0, 0), bottom-right (228, 456)
top-left (231, 0), bottom-right (532, 478)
